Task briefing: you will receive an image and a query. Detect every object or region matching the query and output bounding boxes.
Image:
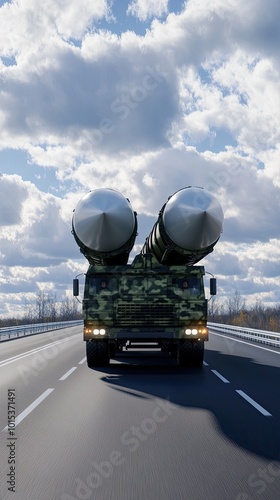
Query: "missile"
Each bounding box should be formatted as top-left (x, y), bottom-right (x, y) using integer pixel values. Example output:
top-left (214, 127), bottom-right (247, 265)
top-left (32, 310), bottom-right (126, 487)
top-left (72, 188), bottom-right (137, 265)
top-left (141, 187), bottom-right (223, 265)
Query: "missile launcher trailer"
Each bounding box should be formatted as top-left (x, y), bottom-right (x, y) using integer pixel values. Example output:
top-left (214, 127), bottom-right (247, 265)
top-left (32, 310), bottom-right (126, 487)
top-left (72, 187), bottom-right (223, 368)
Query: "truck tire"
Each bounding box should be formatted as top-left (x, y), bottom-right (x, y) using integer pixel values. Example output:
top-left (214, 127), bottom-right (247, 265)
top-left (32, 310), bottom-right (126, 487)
top-left (170, 344), bottom-right (178, 358)
top-left (86, 340), bottom-right (110, 368)
top-left (177, 340), bottom-right (204, 368)
top-left (110, 343), bottom-right (123, 358)
top-left (192, 341), bottom-right (204, 367)
top-left (177, 340), bottom-right (192, 367)
top-left (109, 343), bottom-right (116, 358)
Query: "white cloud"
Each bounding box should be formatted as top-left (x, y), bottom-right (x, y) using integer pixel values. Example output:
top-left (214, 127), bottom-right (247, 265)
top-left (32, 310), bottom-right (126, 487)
top-left (52, 0), bottom-right (111, 39)
top-left (0, 173), bottom-right (86, 316)
top-left (0, 259), bottom-right (85, 317)
top-left (0, 174), bottom-right (76, 267)
top-left (0, 0), bottom-right (111, 52)
top-left (0, 173), bottom-right (28, 225)
top-left (127, 0), bottom-right (169, 21)
top-left (1, 0), bottom-right (280, 314)
top-left (206, 238), bottom-right (280, 307)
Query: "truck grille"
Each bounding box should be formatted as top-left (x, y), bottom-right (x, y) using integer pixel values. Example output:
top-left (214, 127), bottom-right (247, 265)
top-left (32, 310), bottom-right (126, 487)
top-left (116, 303), bottom-right (176, 326)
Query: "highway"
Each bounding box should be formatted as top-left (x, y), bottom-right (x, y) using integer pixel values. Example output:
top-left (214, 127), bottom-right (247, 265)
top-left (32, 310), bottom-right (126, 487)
top-left (1, 325), bottom-right (280, 500)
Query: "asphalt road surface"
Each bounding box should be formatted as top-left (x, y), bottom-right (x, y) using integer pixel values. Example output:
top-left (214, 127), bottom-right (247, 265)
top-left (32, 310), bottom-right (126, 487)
top-left (1, 325), bottom-right (280, 500)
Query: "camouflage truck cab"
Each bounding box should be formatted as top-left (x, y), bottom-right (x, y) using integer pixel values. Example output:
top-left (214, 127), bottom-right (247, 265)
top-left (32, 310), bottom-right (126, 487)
top-left (82, 253), bottom-right (208, 368)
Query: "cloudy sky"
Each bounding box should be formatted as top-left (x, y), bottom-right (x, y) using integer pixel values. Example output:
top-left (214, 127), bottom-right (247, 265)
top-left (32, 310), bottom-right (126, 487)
top-left (0, 0), bottom-right (280, 318)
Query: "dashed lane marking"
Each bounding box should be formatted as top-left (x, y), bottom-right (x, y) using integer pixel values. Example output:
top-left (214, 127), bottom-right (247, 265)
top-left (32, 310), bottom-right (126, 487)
top-left (211, 369), bottom-right (230, 383)
top-left (2, 388), bottom-right (54, 431)
top-left (236, 390), bottom-right (272, 417)
top-left (59, 367), bottom-right (77, 380)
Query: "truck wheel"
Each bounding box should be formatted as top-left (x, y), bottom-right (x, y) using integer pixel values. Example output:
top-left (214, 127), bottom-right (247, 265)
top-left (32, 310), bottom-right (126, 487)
top-left (109, 343), bottom-right (116, 358)
top-left (177, 340), bottom-right (204, 368)
top-left (177, 340), bottom-right (193, 367)
top-left (192, 341), bottom-right (204, 367)
top-left (86, 340), bottom-right (110, 368)
top-left (170, 345), bottom-right (178, 358)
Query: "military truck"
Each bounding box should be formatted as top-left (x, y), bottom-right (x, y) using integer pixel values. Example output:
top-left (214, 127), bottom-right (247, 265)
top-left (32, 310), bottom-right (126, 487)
top-left (72, 187), bottom-right (223, 368)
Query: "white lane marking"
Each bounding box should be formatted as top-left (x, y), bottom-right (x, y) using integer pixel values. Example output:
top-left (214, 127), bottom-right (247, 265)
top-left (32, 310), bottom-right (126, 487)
top-left (211, 369), bottom-right (230, 383)
top-left (59, 367), bottom-right (77, 380)
top-left (236, 390), bottom-right (272, 417)
top-left (78, 357), bottom-right (86, 364)
top-left (210, 331), bottom-right (280, 355)
top-left (203, 361), bottom-right (209, 366)
top-left (2, 388), bottom-right (54, 431)
top-left (0, 334), bottom-right (80, 368)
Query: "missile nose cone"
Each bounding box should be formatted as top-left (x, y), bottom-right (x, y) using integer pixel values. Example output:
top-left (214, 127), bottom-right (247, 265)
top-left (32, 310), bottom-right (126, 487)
top-left (163, 187), bottom-right (224, 250)
top-left (73, 189), bottom-right (136, 252)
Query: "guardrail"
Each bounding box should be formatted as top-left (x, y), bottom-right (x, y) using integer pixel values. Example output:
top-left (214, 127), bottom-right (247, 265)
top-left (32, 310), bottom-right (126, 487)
top-left (0, 320), bottom-right (83, 342)
top-left (208, 322), bottom-right (280, 348)
top-left (2, 320), bottom-right (279, 347)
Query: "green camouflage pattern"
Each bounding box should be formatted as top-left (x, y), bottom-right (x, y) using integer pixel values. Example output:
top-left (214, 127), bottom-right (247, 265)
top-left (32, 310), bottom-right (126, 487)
top-left (82, 252), bottom-right (208, 341)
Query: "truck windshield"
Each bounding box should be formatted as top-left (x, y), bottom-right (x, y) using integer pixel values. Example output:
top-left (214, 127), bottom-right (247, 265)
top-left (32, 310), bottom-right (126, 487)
top-left (87, 277), bottom-right (117, 295)
top-left (172, 277), bottom-right (201, 296)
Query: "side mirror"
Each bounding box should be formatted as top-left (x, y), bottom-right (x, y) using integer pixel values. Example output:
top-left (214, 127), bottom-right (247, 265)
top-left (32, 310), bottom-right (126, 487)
top-left (210, 278), bottom-right (217, 296)
top-left (73, 278), bottom-right (79, 296)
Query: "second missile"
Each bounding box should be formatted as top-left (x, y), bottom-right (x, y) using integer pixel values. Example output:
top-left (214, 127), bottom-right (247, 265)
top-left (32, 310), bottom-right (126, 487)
top-left (141, 186), bottom-right (223, 265)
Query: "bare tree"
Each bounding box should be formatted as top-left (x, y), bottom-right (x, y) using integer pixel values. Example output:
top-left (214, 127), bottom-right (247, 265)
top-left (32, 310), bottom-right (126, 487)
top-left (35, 291), bottom-right (60, 322)
top-left (208, 295), bottom-right (220, 321)
top-left (59, 296), bottom-right (81, 320)
top-left (226, 289), bottom-right (245, 320)
top-left (36, 291), bottom-right (47, 322)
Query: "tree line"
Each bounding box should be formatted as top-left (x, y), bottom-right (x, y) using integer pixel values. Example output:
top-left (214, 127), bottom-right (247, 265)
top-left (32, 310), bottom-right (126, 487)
top-left (0, 291), bottom-right (82, 328)
top-left (209, 290), bottom-right (280, 332)
top-left (1, 288), bottom-right (279, 333)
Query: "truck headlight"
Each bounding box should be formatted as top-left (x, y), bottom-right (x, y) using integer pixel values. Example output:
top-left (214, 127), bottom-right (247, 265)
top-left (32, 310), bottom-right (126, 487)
top-left (92, 328), bottom-right (106, 336)
top-left (185, 328), bottom-right (199, 335)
